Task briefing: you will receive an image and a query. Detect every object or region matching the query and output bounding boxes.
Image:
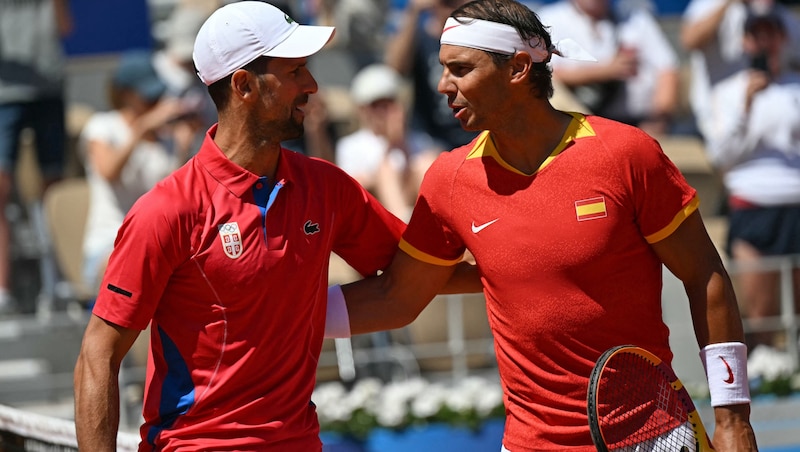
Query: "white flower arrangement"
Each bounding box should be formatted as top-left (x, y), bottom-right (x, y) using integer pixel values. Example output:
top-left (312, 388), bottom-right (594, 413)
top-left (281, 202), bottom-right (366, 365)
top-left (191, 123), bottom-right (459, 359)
top-left (312, 375), bottom-right (506, 440)
top-left (745, 345), bottom-right (800, 396)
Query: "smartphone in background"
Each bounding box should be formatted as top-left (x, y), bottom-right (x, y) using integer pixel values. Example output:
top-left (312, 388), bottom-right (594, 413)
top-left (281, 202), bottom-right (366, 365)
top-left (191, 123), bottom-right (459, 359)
top-left (750, 53), bottom-right (769, 72)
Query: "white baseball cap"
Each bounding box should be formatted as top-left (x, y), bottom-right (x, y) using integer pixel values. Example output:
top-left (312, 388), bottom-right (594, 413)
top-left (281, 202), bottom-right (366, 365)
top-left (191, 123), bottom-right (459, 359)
top-left (350, 64), bottom-right (404, 106)
top-left (193, 1), bottom-right (335, 86)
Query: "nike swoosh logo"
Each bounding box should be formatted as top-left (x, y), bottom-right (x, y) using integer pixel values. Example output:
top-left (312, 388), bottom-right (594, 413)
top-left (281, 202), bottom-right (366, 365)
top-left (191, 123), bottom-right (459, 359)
top-left (471, 218), bottom-right (499, 234)
top-left (719, 356), bottom-right (735, 384)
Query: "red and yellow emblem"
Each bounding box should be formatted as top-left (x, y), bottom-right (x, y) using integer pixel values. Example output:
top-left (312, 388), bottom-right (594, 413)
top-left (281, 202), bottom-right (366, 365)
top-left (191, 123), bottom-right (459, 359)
top-left (575, 197), bottom-right (607, 221)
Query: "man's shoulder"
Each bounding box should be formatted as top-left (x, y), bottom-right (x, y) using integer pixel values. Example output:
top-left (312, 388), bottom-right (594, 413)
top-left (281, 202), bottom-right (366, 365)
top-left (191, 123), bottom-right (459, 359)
top-left (283, 148), bottom-right (371, 198)
top-left (417, 135), bottom-right (484, 186)
top-left (284, 147), bottom-right (350, 177)
top-left (132, 160), bottom-right (207, 218)
top-left (436, 135), bottom-right (484, 165)
top-left (583, 114), bottom-right (647, 135)
top-left (580, 115), bottom-right (661, 152)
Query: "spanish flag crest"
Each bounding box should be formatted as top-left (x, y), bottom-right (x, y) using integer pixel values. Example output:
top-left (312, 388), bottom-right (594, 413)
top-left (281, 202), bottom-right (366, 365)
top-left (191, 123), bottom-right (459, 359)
top-left (575, 197), bottom-right (607, 221)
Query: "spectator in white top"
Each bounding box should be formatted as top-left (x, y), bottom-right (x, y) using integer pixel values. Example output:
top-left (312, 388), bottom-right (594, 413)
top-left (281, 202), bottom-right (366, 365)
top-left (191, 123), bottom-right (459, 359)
top-left (335, 64), bottom-right (442, 220)
top-left (681, 0), bottom-right (800, 138)
top-left (80, 51), bottom-right (192, 295)
top-left (538, 0), bottom-right (680, 136)
top-left (705, 7), bottom-right (800, 351)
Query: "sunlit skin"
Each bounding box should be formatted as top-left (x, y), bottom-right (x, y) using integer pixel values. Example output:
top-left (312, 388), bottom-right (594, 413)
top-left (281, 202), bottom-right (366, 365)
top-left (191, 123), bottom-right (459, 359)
top-left (438, 44), bottom-right (516, 133)
top-left (213, 56), bottom-right (319, 179)
top-left (437, 43), bottom-right (573, 175)
top-left (248, 56), bottom-right (319, 145)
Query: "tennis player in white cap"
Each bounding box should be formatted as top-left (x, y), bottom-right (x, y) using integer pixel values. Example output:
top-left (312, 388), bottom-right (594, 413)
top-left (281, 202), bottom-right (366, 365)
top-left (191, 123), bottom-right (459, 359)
top-left (72, 2), bottom-right (445, 450)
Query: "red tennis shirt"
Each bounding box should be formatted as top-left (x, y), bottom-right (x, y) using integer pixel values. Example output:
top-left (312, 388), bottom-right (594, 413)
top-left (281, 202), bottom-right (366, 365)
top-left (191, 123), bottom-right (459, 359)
top-left (401, 113), bottom-right (699, 451)
top-left (92, 125), bottom-right (404, 451)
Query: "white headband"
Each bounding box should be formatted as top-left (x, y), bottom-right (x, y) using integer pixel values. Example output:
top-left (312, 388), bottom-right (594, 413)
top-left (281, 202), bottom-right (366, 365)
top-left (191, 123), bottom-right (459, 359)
top-left (440, 17), bottom-right (595, 63)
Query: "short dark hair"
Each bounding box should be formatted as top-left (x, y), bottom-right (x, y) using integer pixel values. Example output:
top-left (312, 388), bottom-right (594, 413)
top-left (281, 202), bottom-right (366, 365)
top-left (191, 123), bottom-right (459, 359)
top-left (207, 56), bottom-right (272, 111)
top-left (451, 0), bottom-right (554, 99)
top-left (744, 8), bottom-right (785, 35)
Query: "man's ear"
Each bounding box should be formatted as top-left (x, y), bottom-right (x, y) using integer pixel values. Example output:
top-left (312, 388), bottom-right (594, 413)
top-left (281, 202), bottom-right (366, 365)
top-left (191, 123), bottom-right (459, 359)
top-left (509, 51), bottom-right (533, 84)
top-left (230, 69), bottom-right (255, 100)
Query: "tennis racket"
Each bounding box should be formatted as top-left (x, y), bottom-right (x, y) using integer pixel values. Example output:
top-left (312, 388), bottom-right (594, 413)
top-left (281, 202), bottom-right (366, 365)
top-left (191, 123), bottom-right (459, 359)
top-left (587, 345), bottom-right (714, 452)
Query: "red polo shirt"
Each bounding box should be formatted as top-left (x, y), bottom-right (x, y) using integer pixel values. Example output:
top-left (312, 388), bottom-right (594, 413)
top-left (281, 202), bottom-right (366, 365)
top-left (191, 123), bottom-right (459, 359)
top-left (92, 125), bottom-right (404, 451)
top-left (401, 114), bottom-right (698, 451)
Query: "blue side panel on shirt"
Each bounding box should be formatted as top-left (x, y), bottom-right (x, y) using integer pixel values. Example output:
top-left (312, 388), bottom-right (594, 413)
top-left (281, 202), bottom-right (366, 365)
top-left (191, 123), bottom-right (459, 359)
top-left (146, 326), bottom-right (197, 446)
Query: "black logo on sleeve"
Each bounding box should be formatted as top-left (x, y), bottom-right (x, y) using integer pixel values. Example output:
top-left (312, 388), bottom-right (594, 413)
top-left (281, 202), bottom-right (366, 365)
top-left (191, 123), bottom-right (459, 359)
top-left (303, 220), bottom-right (320, 235)
top-left (107, 284), bottom-right (133, 298)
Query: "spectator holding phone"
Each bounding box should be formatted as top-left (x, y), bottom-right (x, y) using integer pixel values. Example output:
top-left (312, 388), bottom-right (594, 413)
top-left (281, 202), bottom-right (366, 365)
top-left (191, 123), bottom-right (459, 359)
top-left (704, 6), bottom-right (800, 353)
top-left (681, 0), bottom-right (800, 138)
top-left (538, 0), bottom-right (680, 137)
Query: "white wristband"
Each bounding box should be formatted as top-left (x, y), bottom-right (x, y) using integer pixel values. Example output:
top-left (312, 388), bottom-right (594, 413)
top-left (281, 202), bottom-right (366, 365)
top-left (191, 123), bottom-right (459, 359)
top-left (324, 284), bottom-right (351, 338)
top-left (699, 342), bottom-right (751, 407)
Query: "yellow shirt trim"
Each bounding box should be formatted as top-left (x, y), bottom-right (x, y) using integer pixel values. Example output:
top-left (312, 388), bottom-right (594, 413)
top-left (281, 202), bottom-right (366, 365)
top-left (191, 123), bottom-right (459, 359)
top-left (465, 112), bottom-right (596, 175)
top-left (399, 239), bottom-right (463, 266)
top-left (644, 196), bottom-right (701, 243)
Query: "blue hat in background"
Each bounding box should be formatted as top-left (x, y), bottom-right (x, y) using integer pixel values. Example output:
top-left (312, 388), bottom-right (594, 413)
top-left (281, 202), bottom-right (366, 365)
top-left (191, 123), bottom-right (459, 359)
top-left (113, 50), bottom-right (166, 102)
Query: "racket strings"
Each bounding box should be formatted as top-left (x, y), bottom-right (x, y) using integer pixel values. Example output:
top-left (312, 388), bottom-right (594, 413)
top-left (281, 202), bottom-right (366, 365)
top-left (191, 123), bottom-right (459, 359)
top-left (597, 352), bottom-right (697, 451)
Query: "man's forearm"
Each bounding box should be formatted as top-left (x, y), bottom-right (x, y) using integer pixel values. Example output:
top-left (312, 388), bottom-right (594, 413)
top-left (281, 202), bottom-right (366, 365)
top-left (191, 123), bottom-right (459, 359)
top-left (342, 275), bottom-right (415, 335)
top-left (385, 3), bottom-right (423, 74)
top-left (74, 358), bottom-right (122, 451)
top-left (711, 404), bottom-right (758, 450)
top-left (440, 261), bottom-right (483, 294)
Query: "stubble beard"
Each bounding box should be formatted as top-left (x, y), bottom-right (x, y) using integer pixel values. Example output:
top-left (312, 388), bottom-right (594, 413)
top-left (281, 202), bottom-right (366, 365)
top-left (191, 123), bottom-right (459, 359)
top-left (248, 111), bottom-right (305, 145)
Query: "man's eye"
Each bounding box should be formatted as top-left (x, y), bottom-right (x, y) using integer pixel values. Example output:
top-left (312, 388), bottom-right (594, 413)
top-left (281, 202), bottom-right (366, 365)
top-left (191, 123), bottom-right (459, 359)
top-left (451, 66), bottom-right (470, 77)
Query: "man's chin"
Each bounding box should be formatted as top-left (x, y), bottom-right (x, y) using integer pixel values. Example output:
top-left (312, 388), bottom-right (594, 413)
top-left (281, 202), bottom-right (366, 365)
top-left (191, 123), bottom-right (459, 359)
top-left (282, 123), bottom-right (304, 142)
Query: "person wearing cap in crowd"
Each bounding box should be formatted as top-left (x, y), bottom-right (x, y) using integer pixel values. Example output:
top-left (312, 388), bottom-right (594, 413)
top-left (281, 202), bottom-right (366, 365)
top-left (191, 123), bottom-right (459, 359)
top-left (336, 63), bottom-right (443, 220)
top-left (73, 2), bottom-right (478, 450)
top-left (78, 50), bottom-right (193, 296)
top-left (325, 0), bottom-right (758, 450)
top-left (704, 6), bottom-right (800, 356)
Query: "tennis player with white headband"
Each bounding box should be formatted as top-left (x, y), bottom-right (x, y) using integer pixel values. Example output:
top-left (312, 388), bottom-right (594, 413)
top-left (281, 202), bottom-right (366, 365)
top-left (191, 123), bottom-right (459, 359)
top-left (440, 16), bottom-right (595, 63)
top-left (326, 0), bottom-right (758, 450)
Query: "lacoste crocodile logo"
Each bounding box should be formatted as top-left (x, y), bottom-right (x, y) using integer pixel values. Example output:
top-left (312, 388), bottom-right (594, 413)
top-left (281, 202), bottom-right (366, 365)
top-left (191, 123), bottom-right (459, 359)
top-left (304, 220), bottom-right (320, 235)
